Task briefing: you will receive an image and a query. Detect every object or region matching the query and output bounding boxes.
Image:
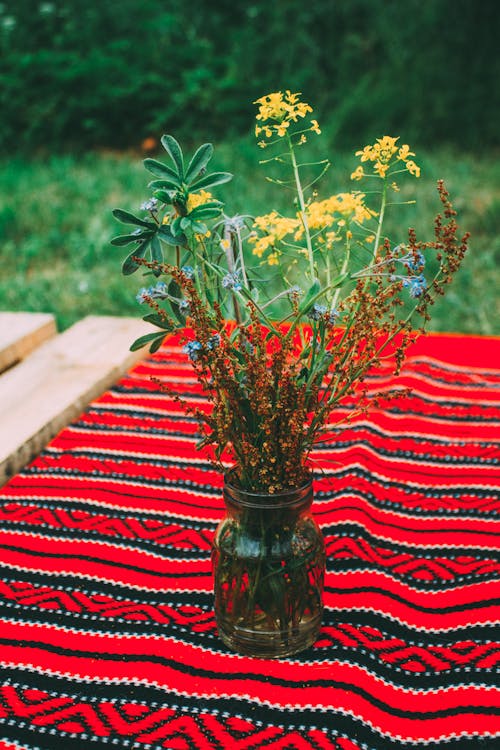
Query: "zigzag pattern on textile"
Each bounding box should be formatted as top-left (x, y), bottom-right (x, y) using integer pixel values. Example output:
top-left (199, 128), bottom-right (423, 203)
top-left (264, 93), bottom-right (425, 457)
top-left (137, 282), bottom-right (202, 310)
top-left (0, 333), bottom-right (499, 749)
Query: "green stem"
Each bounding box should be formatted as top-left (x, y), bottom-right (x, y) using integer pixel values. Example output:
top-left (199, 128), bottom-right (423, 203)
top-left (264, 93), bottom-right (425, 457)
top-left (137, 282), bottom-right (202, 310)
top-left (287, 133), bottom-right (315, 281)
top-left (372, 178), bottom-right (388, 266)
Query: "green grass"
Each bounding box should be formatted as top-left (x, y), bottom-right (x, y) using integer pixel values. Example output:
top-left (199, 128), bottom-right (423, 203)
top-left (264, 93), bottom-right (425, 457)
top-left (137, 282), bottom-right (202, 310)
top-left (0, 138), bottom-right (499, 335)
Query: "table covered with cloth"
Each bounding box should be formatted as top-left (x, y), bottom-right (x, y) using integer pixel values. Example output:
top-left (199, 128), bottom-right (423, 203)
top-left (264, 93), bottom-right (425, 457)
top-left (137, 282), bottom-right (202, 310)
top-left (0, 331), bottom-right (499, 750)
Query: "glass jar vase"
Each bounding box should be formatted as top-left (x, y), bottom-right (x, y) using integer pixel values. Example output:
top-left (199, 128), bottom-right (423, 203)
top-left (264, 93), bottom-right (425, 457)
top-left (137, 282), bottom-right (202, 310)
top-left (212, 474), bottom-right (325, 658)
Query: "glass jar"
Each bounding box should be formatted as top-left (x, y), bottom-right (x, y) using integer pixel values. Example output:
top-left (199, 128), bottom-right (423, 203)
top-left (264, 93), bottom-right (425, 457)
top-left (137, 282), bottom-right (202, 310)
top-left (212, 474), bottom-right (325, 658)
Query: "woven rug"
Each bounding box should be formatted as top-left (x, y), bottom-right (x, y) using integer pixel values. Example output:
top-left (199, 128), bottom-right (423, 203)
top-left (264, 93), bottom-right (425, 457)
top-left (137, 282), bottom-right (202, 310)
top-left (0, 332), bottom-right (499, 750)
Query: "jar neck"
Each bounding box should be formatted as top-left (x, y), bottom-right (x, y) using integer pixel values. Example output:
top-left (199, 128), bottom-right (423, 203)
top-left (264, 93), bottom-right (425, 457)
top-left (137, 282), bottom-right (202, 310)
top-left (223, 473), bottom-right (313, 512)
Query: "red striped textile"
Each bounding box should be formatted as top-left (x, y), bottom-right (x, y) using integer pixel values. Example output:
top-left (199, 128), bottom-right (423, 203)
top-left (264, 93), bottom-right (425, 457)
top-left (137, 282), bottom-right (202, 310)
top-left (0, 332), bottom-right (499, 750)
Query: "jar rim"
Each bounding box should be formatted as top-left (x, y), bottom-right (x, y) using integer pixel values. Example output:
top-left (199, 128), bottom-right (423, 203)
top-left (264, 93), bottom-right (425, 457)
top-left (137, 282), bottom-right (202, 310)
top-left (223, 469), bottom-right (313, 508)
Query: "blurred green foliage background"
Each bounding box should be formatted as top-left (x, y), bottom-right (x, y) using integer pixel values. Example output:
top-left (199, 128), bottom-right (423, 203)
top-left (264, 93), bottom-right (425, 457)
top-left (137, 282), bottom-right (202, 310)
top-left (0, 0), bottom-right (498, 334)
top-left (1, 0), bottom-right (498, 152)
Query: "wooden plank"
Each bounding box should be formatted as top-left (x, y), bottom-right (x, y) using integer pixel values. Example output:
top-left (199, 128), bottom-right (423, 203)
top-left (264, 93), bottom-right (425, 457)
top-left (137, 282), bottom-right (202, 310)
top-left (0, 315), bottom-right (152, 484)
top-left (0, 312), bottom-right (57, 373)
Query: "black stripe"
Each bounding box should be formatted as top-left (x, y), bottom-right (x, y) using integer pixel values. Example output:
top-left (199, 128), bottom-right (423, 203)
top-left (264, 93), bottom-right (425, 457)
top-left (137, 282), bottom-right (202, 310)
top-left (325, 584), bottom-right (500, 614)
top-left (2, 636), bottom-right (499, 723)
top-left (14, 465), bottom-right (499, 505)
top-left (313, 438), bottom-right (499, 466)
top-left (0, 542), bottom-right (209, 578)
top-left (1, 602), bottom-right (498, 691)
top-left (0, 566), bottom-right (497, 643)
top-left (88, 404), bottom-right (199, 422)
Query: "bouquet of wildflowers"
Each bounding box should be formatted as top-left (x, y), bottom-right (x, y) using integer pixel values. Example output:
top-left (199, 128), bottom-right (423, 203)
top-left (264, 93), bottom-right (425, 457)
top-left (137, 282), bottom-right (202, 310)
top-left (112, 91), bottom-right (468, 494)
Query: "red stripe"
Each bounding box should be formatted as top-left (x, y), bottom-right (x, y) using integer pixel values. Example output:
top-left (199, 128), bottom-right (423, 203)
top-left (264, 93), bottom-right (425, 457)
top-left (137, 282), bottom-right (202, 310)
top-left (1, 620), bottom-right (499, 743)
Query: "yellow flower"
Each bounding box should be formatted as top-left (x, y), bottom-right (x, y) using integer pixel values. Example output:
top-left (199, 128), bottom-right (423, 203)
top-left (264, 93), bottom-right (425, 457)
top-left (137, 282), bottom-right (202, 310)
top-left (355, 145), bottom-right (375, 162)
top-left (254, 92), bottom-right (287, 121)
top-left (376, 135), bottom-right (399, 162)
top-left (249, 234), bottom-right (273, 257)
top-left (275, 121), bottom-right (290, 137)
top-left (397, 144), bottom-right (415, 162)
top-left (186, 190), bottom-right (213, 212)
top-left (267, 251), bottom-right (280, 266)
top-left (406, 159), bottom-right (421, 177)
top-left (356, 136), bottom-right (399, 171)
top-left (374, 161), bottom-right (389, 178)
top-left (310, 119), bottom-right (321, 134)
top-left (294, 192), bottom-right (375, 243)
top-left (220, 238), bottom-right (231, 251)
top-left (254, 91), bottom-right (313, 140)
top-left (350, 165), bottom-right (365, 181)
top-left (355, 136), bottom-right (418, 180)
top-left (249, 211), bottom-right (300, 258)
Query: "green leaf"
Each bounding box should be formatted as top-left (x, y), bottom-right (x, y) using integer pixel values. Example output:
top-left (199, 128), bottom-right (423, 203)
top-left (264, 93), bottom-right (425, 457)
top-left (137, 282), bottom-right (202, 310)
top-left (112, 209), bottom-right (155, 228)
top-left (161, 135), bottom-right (184, 178)
top-left (170, 216), bottom-right (183, 236)
top-left (191, 221), bottom-right (208, 234)
top-left (149, 335), bottom-right (167, 353)
top-left (122, 238), bottom-right (150, 275)
top-left (110, 233), bottom-right (146, 246)
top-left (148, 178), bottom-right (179, 192)
top-left (189, 204), bottom-right (223, 220)
top-left (168, 278), bottom-right (185, 325)
top-left (158, 224), bottom-right (185, 246)
top-left (142, 313), bottom-right (175, 331)
top-left (330, 271), bottom-right (349, 288)
top-left (130, 331), bottom-right (166, 352)
top-left (153, 190), bottom-right (174, 205)
top-left (230, 346), bottom-right (247, 365)
top-left (189, 171), bottom-right (232, 192)
top-left (185, 143), bottom-right (214, 183)
top-left (143, 158), bottom-right (181, 184)
top-left (299, 278), bottom-right (321, 313)
top-left (151, 235), bottom-right (163, 275)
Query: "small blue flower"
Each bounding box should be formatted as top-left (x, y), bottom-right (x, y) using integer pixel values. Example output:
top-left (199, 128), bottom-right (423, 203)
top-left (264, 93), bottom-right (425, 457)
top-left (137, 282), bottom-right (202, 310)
top-left (287, 285), bottom-right (303, 297)
top-left (328, 308), bottom-right (340, 324)
top-left (307, 303), bottom-right (327, 321)
top-left (179, 299), bottom-right (191, 315)
top-left (136, 287), bottom-right (149, 304)
top-left (148, 281), bottom-right (168, 299)
top-left (181, 265), bottom-right (195, 279)
top-left (403, 273), bottom-right (427, 298)
top-left (206, 334), bottom-right (221, 350)
top-left (140, 197), bottom-right (159, 212)
top-left (222, 272), bottom-right (242, 291)
top-left (403, 250), bottom-right (425, 272)
top-left (136, 282), bottom-right (168, 304)
top-left (183, 340), bottom-right (203, 361)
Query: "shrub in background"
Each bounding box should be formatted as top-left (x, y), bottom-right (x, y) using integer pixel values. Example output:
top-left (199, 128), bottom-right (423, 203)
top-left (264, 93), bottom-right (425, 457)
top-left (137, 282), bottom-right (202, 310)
top-left (0, 0), bottom-right (498, 153)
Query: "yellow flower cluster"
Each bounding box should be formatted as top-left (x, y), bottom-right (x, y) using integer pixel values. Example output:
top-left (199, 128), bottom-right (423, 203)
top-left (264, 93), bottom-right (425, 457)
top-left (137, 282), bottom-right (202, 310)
top-left (249, 193), bottom-right (375, 262)
top-left (186, 190), bottom-right (213, 212)
top-left (299, 193), bottom-right (375, 236)
top-left (352, 136), bottom-right (420, 179)
top-left (254, 91), bottom-right (320, 146)
top-left (249, 211), bottom-right (300, 257)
